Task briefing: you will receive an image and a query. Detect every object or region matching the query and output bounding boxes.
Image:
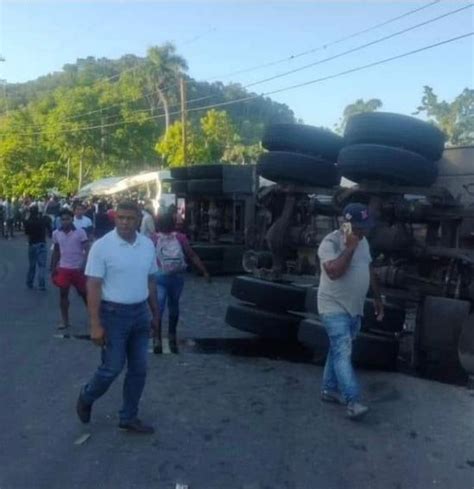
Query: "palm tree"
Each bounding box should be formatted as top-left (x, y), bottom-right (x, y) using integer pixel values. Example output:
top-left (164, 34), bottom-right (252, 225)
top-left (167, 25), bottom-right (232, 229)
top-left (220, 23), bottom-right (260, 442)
top-left (144, 43), bottom-right (188, 134)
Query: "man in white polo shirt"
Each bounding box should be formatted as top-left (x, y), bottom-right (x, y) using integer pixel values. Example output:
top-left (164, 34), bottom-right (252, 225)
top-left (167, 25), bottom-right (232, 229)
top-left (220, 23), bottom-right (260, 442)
top-left (76, 201), bottom-right (160, 434)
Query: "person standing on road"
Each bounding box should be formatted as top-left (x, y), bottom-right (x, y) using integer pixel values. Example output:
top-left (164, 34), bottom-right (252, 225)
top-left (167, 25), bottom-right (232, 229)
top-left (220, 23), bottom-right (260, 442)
top-left (152, 212), bottom-right (210, 354)
top-left (94, 201), bottom-right (114, 239)
top-left (0, 199), bottom-right (5, 238)
top-left (24, 206), bottom-right (52, 290)
top-left (73, 202), bottom-right (93, 236)
top-left (4, 198), bottom-right (14, 239)
top-left (45, 196), bottom-right (61, 230)
top-left (317, 203), bottom-right (384, 420)
top-left (76, 201), bottom-right (160, 434)
top-left (140, 201), bottom-right (156, 239)
top-left (51, 208), bottom-right (89, 329)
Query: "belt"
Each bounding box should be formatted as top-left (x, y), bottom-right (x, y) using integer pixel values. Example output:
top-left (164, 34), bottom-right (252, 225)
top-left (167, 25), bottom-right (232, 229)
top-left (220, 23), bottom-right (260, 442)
top-left (101, 300), bottom-right (147, 309)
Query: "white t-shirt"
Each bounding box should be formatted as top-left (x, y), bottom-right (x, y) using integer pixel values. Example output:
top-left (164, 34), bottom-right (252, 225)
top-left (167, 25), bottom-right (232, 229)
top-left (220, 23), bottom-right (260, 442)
top-left (85, 230), bottom-right (158, 304)
top-left (317, 230), bottom-right (372, 317)
top-left (74, 216), bottom-right (93, 230)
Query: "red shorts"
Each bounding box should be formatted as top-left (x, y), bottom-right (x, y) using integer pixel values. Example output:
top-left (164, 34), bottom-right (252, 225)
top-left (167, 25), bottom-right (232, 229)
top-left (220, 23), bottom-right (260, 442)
top-left (52, 268), bottom-right (87, 293)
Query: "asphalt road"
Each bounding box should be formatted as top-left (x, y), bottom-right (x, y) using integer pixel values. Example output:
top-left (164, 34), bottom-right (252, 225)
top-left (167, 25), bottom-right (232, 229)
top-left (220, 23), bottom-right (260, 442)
top-left (1, 235), bottom-right (473, 489)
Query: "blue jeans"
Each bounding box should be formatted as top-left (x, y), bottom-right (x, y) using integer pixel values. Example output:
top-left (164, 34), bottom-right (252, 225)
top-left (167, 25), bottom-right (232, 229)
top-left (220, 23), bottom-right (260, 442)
top-left (321, 313), bottom-right (361, 403)
top-left (81, 301), bottom-right (150, 423)
top-left (27, 242), bottom-right (47, 288)
top-left (156, 273), bottom-right (185, 321)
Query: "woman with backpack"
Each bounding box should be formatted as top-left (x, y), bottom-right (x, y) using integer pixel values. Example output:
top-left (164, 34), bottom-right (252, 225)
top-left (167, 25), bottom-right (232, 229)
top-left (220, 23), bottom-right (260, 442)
top-left (153, 212), bottom-right (210, 354)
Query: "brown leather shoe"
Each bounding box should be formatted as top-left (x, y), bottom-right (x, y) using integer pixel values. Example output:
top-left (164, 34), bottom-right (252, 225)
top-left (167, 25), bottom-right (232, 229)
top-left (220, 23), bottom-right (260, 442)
top-left (118, 419), bottom-right (155, 434)
top-left (76, 393), bottom-right (92, 424)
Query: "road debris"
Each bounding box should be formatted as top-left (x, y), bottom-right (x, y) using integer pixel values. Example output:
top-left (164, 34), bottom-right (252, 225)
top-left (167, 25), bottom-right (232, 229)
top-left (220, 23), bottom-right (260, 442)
top-left (74, 433), bottom-right (91, 446)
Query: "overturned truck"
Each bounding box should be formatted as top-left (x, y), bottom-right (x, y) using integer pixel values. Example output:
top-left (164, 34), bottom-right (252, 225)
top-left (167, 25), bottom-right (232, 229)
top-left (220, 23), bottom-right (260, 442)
top-left (167, 164), bottom-right (257, 276)
top-left (225, 113), bottom-right (474, 385)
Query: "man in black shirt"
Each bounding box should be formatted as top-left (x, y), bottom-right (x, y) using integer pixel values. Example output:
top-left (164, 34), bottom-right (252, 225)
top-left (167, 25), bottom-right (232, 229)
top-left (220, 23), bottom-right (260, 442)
top-left (24, 206), bottom-right (52, 290)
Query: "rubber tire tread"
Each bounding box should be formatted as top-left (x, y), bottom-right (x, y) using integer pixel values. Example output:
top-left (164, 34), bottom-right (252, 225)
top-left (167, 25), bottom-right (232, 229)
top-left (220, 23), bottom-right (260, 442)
top-left (187, 179), bottom-right (223, 195)
top-left (338, 144), bottom-right (438, 187)
top-left (170, 180), bottom-right (187, 194)
top-left (231, 276), bottom-right (307, 312)
top-left (258, 151), bottom-right (340, 187)
top-left (187, 165), bottom-right (224, 180)
top-left (298, 319), bottom-right (399, 370)
top-left (262, 124), bottom-right (344, 162)
top-left (226, 303), bottom-right (301, 340)
top-left (170, 167), bottom-right (188, 180)
top-left (344, 112), bottom-right (445, 161)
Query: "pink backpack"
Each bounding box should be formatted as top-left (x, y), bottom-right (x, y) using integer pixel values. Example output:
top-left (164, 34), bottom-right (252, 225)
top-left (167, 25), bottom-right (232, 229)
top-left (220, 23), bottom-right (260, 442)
top-left (155, 232), bottom-right (187, 274)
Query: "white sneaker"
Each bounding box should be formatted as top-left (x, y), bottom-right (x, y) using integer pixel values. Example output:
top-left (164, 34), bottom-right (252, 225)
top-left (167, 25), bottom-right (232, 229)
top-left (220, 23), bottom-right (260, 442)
top-left (321, 390), bottom-right (345, 405)
top-left (347, 402), bottom-right (369, 420)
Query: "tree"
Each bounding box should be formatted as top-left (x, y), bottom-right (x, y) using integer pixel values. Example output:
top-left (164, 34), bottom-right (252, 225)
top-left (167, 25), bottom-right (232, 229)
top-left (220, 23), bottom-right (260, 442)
top-left (335, 98), bottom-right (383, 134)
top-left (155, 120), bottom-right (206, 167)
top-left (156, 109), bottom-right (257, 166)
top-left (200, 109), bottom-right (237, 162)
top-left (142, 44), bottom-right (188, 133)
top-left (415, 86), bottom-right (474, 146)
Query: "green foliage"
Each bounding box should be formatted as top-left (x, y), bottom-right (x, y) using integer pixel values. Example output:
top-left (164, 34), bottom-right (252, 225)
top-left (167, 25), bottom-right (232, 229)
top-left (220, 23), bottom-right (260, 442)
top-left (156, 110), bottom-right (250, 166)
top-left (335, 98), bottom-right (383, 134)
top-left (415, 86), bottom-right (474, 146)
top-left (0, 44), bottom-right (295, 197)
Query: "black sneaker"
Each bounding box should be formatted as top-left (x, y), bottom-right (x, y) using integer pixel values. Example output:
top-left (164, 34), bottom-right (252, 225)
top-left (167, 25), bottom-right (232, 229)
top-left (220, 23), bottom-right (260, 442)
top-left (76, 393), bottom-right (92, 424)
top-left (118, 419), bottom-right (155, 434)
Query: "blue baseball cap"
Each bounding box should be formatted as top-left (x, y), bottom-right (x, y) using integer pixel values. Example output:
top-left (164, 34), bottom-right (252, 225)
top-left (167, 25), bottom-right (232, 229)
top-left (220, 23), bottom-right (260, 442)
top-left (342, 203), bottom-right (375, 229)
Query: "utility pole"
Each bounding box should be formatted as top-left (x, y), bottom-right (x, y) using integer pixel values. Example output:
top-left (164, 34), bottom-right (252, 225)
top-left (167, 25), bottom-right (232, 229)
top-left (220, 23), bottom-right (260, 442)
top-left (180, 77), bottom-right (187, 165)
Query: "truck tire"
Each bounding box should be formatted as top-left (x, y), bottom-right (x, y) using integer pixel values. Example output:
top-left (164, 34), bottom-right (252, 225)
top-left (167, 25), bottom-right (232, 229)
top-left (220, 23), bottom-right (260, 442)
top-left (344, 112), bottom-right (446, 161)
top-left (305, 290), bottom-right (406, 335)
top-left (191, 245), bottom-right (224, 261)
top-left (170, 167), bottom-right (188, 179)
top-left (187, 179), bottom-right (223, 195)
top-left (298, 319), bottom-right (399, 370)
top-left (338, 144), bottom-right (438, 187)
top-left (258, 151), bottom-right (340, 187)
top-left (416, 296), bottom-right (470, 377)
top-left (231, 276), bottom-right (307, 312)
top-left (305, 287), bottom-right (318, 314)
top-left (170, 180), bottom-right (187, 194)
top-left (187, 164), bottom-right (224, 180)
top-left (225, 303), bottom-right (301, 340)
top-left (262, 124), bottom-right (344, 162)
top-left (459, 314), bottom-right (474, 376)
top-left (361, 299), bottom-right (406, 334)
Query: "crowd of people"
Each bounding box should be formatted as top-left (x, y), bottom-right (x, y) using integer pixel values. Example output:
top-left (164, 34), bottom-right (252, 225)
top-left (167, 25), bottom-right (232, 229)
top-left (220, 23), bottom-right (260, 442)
top-left (5, 195), bottom-right (211, 432)
top-left (4, 192), bottom-right (381, 429)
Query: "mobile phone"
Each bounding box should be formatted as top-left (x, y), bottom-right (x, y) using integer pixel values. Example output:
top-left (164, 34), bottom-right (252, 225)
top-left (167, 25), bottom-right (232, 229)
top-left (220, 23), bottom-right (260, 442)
top-left (341, 222), bottom-right (352, 238)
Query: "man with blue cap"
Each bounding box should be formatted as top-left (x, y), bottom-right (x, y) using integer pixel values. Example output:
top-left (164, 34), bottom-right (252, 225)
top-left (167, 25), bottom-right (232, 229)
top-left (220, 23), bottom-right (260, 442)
top-left (317, 203), bottom-right (384, 420)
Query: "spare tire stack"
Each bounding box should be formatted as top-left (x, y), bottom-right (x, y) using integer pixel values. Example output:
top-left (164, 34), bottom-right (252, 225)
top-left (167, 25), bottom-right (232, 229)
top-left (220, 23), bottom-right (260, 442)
top-left (339, 112), bottom-right (446, 187)
top-left (169, 164), bottom-right (225, 195)
top-left (258, 124), bottom-right (344, 187)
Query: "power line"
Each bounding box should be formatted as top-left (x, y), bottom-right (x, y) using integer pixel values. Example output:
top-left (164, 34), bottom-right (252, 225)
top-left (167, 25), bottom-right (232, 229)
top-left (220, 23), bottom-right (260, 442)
top-left (10, 31), bottom-right (472, 138)
top-left (207, 0), bottom-right (442, 80)
top-left (10, 1), bottom-right (466, 131)
top-left (244, 3), bottom-right (473, 89)
top-left (3, 0), bottom-right (443, 126)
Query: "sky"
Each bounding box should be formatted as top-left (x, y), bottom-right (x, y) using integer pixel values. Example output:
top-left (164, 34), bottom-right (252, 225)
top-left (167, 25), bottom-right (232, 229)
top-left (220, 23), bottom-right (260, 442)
top-left (0, 1), bottom-right (473, 129)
